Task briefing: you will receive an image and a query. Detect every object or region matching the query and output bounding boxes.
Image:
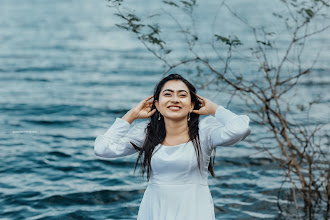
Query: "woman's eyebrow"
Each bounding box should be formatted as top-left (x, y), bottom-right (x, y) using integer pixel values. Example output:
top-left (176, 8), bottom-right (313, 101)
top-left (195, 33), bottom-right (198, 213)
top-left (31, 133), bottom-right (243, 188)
top-left (162, 89), bottom-right (188, 94)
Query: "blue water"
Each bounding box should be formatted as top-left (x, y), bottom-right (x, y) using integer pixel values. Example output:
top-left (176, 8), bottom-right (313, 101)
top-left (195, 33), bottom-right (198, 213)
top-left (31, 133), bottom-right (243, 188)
top-left (1, 0), bottom-right (329, 219)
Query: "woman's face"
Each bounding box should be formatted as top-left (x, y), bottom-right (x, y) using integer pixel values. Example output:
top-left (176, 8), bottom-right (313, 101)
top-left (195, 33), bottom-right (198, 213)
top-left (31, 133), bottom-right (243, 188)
top-left (155, 80), bottom-right (194, 121)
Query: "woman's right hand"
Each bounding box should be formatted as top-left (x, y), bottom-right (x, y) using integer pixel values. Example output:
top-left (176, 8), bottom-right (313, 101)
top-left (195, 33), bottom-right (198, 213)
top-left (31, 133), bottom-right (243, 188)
top-left (122, 95), bottom-right (156, 124)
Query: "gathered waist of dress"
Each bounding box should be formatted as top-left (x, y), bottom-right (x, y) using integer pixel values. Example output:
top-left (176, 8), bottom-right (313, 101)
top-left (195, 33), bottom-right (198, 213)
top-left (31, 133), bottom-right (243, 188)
top-left (148, 180), bottom-right (209, 186)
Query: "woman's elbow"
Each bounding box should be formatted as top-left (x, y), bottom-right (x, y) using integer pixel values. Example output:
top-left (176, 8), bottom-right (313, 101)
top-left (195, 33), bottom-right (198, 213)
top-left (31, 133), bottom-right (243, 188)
top-left (230, 115), bottom-right (251, 136)
top-left (94, 146), bottom-right (103, 157)
top-left (94, 136), bottom-right (107, 157)
top-left (241, 126), bottom-right (251, 141)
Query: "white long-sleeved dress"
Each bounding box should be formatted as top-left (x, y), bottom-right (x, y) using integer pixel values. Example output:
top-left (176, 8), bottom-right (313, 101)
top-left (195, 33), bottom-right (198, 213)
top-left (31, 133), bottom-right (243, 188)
top-left (94, 105), bottom-right (251, 220)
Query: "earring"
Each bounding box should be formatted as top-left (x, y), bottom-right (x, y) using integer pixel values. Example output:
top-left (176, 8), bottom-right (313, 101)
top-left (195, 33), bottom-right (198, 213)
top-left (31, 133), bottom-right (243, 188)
top-left (158, 112), bottom-right (161, 121)
top-left (188, 112), bottom-right (190, 121)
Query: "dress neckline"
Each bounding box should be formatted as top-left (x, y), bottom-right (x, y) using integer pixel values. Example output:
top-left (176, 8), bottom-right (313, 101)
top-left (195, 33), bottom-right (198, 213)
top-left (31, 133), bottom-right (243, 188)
top-left (160, 141), bottom-right (192, 147)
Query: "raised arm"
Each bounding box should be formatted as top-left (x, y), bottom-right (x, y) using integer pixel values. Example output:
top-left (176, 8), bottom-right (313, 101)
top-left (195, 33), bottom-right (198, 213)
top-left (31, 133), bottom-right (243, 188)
top-left (194, 94), bottom-right (251, 149)
top-left (94, 95), bottom-right (156, 158)
top-left (94, 119), bottom-right (148, 158)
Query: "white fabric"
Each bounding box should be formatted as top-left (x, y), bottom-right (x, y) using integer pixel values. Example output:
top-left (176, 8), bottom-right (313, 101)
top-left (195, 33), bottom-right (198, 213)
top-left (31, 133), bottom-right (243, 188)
top-left (94, 105), bottom-right (251, 220)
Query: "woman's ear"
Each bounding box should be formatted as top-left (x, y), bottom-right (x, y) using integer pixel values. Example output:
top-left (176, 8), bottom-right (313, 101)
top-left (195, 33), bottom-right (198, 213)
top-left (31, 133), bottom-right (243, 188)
top-left (155, 100), bottom-right (159, 111)
top-left (190, 102), bottom-right (195, 112)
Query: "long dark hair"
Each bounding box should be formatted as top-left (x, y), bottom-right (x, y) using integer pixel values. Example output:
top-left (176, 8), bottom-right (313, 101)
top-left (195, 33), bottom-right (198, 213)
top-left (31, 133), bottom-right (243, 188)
top-left (131, 74), bottom-right (216, 180)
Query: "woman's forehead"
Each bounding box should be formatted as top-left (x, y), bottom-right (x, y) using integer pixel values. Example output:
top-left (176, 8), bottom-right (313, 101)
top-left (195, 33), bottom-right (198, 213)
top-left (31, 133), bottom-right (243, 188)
top-left (161, 80), bottom-right (189, 92)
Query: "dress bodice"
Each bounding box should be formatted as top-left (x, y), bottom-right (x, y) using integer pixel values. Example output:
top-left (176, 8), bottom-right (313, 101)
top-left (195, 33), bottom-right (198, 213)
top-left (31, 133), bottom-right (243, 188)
top-left (149, 142), bottom-right (210, 185)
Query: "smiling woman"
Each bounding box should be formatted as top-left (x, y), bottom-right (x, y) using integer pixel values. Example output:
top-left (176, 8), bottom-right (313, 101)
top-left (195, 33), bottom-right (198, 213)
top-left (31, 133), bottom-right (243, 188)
top-left (155, 80), bottom-right (199, 147)
top-left (94, 73), bottom-right (251, 220)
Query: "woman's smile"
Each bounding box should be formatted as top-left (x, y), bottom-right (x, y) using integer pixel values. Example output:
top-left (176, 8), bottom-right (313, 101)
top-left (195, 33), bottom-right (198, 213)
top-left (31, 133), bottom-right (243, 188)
top-left (167, 105), bottom-right (182, 111)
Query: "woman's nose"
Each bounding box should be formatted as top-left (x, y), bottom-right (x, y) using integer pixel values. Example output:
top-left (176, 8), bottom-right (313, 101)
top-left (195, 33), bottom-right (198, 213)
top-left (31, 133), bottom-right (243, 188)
top-left (171, 95), bottom-right (179, 102)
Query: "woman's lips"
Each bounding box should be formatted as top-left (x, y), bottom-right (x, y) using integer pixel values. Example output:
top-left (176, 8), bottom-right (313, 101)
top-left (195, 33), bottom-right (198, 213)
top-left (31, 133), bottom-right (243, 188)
top-left (167, 106), bottom-right (181, 111)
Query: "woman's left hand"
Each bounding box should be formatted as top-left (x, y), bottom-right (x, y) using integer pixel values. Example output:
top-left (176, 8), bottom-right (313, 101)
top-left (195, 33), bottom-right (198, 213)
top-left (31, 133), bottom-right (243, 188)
top-left (192, 94), bottom-right (219, 116)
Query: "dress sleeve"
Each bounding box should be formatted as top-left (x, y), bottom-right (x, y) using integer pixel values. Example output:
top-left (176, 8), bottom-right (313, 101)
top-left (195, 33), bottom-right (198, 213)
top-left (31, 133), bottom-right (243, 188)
top-left (94, 118), bottom-right (148, 158)
top-left (199, 105), bottom-right (251, 149)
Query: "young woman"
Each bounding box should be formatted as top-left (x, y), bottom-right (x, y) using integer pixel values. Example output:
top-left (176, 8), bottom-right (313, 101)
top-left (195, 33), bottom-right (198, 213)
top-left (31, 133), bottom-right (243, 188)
top-left (94, 74), bottom-right (251, 220)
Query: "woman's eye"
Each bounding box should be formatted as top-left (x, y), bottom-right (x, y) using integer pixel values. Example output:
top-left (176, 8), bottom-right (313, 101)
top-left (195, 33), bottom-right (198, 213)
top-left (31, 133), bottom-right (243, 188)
top-left (164, 93), bottom-right (171, 96)
top-left (180, 94), bottom-right (186, 97)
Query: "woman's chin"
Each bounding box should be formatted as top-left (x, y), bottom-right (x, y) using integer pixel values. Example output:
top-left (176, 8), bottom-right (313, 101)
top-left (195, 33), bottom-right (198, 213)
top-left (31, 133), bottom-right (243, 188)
top-left (163, 115), bottom-right (188, 121)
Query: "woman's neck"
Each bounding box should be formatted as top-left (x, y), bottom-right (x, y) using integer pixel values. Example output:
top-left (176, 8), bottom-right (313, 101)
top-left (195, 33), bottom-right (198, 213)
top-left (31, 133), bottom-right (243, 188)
top-left (164, 118), bottom-right (189, 138)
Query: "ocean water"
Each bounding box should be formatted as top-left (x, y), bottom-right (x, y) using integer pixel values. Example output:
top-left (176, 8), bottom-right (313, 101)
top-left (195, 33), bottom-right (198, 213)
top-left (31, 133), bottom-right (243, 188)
top-left (0, 0), bottom-right (329, 219)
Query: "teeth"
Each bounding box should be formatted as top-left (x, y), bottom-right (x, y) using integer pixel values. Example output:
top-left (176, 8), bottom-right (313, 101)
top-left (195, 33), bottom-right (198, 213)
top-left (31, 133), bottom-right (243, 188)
top-left (169, 106), bottom-right (180, 109)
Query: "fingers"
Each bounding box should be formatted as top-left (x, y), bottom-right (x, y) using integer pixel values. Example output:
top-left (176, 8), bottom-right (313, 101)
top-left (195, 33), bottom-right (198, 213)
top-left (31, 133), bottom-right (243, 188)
top-left (195, 94), bottom-right (204, 100)
top-left (193, 109), bottom-right (208, 115)
top-left (138, 95), bottom-right (154, 107)
top-left (145, 102), bottom-right (153, 110)
top-left (146, 100), bottom-right (154, 105)
top-left (144, 95), bottom-right (154, 102)
top-left (143, 95), bottom-right (155, 106)
top-left (192, 109), bottom-right (201, 115)
top-left (195, 94), bottom-right (206, 105)
top-left (147, 108), bottom-right (156, 117)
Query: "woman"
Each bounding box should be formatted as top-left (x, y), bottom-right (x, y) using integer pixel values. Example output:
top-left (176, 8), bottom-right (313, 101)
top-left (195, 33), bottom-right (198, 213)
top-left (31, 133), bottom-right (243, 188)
top-left (94, 73), bottom-right (251, 220)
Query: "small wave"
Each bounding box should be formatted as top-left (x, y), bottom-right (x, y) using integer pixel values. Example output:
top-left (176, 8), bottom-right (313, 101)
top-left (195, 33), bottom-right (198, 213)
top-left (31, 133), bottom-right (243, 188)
top-left (78, 80), bottom-right (154, 88)
top-left (22, 77), bottom-right (50, 82)
top-left (14, 66), bottom-right (70, 73)
top-left (1, 103), bottom-right (103, 117)
top-left (22, 119), bottom-right (79, 125)
top-left (96, 158), bottom-right (137, 168)
top-left (48, 151), bottom-right (71, 158)
top-left (299, 81), bottom-right (330, 86)
top-left (2, 191), bottom-right (41, 206)
top-left (35, 189), bottom-right (141, 207)
top-left (243, 210), bottom-right (276, 219)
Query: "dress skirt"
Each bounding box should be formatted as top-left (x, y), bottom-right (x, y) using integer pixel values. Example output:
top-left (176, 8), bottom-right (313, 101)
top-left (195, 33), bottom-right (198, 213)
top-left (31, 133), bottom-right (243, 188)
top-left (137, 183), bottom-right (215, 220)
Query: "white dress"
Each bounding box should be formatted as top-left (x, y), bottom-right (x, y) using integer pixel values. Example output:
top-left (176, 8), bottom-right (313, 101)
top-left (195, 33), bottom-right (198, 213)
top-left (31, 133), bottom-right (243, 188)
top-left (94, 105), bottom-right (251, 220)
